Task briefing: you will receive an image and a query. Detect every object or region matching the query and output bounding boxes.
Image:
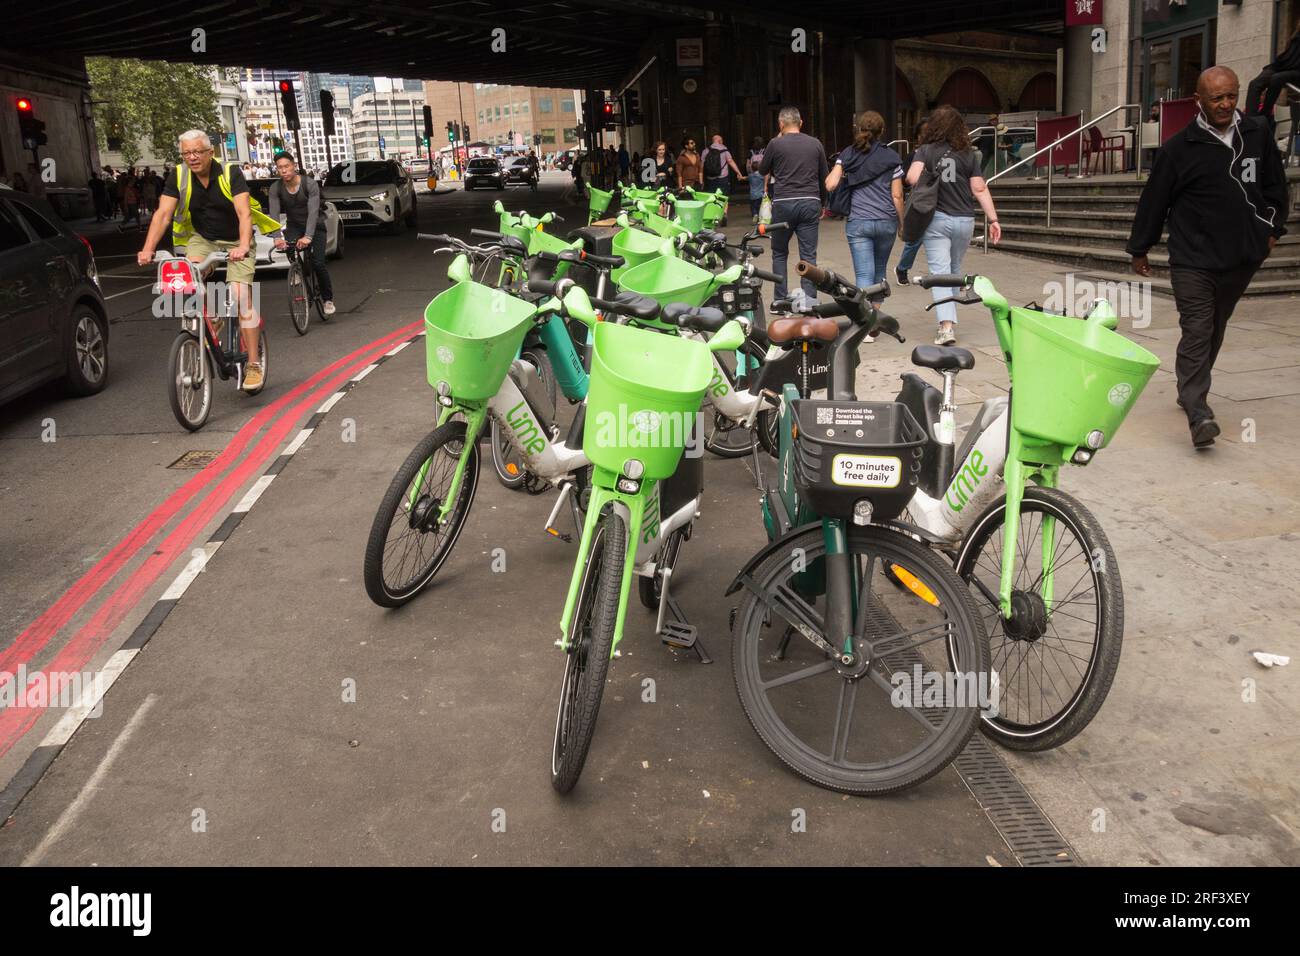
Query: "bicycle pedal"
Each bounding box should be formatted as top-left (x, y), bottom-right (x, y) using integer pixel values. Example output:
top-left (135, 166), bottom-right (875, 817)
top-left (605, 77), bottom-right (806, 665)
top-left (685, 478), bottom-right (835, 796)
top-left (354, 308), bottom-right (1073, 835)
top-left (659, 620), bottom-right (698, 649)
top-left (545, 527), bottom-right (573, 543)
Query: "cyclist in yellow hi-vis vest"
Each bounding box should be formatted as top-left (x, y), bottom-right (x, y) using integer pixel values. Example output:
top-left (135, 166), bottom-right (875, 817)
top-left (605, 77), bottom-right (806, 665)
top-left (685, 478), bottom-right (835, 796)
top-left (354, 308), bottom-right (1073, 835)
top-left (138, 130), bottom-right (281, 391)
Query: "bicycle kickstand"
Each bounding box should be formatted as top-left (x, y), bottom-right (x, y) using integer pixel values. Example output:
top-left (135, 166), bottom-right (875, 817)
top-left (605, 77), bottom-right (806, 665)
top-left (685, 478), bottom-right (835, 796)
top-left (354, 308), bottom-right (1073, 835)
top-left (655, 565), bottom-right (712, 664)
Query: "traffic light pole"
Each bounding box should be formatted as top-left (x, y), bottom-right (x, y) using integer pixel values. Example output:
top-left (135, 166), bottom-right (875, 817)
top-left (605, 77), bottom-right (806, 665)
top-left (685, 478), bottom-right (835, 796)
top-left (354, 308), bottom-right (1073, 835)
top-left (456, 82), bottom-right (468, 174)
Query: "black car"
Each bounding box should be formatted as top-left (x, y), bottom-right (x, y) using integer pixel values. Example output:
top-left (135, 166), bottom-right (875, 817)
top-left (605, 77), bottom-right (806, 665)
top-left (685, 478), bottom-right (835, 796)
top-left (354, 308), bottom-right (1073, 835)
top-left (504, 157), bottom-right (537, 186)
top-left (464, 157), bottom-right (505, 191)
top-left (0, 190), bottom-right (109, 405)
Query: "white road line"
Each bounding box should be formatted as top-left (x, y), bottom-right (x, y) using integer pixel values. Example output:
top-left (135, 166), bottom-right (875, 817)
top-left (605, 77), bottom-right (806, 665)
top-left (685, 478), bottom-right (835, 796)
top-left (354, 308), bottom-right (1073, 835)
top-left (351, 364), bottom-right (377, 382)
top-left (282, 428), bottom-right (314, 457)
top-left (23, 694), bottom-right (158, 867)
top-left (40, 649), bottom-right (140, 748)
top-left (103, 282), bottom-right (155, 300)
top-left (232, 474), bottom-right (276, 514)
top-left (385, 340), bottom-right (413, 357)
top-left (159, 541), bottom-right (222, 601)
top-left (316, 391), bottom-right (346, 414)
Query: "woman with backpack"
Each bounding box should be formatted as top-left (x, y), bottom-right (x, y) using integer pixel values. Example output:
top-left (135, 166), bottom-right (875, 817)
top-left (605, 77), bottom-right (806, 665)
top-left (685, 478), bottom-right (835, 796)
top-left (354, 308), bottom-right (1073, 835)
top-left (824, 110), bottom-right (904, 311)
top-left (904, 105), bottom-right (1001, 345)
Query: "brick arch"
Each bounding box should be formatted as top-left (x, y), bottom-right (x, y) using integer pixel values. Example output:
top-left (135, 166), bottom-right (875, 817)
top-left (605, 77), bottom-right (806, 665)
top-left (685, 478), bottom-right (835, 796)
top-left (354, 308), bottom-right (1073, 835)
top-left (934, 67), bottom-right (1000, 112)
top-left (1018, 72), bottom-right (1057, 111)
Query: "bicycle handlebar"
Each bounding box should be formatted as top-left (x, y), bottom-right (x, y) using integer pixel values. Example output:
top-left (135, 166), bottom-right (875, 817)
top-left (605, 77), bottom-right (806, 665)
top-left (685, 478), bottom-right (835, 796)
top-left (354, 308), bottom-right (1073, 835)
top-left (155, 250), bottom-right (227, 270)
top-left (914, 274), bottom-right (976, 289)
top-left (748, 264), bottom-right (780, 283)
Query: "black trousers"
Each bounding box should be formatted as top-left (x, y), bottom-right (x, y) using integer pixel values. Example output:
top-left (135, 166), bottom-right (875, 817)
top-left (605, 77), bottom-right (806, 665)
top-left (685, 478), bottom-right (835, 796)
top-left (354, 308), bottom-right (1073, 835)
top-left (1168, 262), bottom-right (1260, 423)
top-left (1245, 68), bottom-right (1300, 120)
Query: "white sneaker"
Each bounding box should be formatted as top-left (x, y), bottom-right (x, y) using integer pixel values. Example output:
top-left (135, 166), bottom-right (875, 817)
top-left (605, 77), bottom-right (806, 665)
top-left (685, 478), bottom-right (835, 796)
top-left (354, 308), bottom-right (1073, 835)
top-left (323, 301), bottom-right (336, 316)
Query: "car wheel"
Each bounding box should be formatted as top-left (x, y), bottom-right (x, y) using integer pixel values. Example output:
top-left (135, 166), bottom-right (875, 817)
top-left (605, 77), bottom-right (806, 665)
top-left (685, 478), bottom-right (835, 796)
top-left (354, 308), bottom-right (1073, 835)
top-left (386, 203), bottom-right (403, 235)
top-left (65, 305), bottom-right (108, 396)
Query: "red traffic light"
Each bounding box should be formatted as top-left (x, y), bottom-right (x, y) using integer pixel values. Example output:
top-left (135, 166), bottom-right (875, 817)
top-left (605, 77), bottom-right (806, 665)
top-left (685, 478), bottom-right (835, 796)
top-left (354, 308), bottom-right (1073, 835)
top-left (278, 80), bottom-right (292, 93)
top-left (602, 102), bottom-right (613, 115)
top-left (16, 97), bottom-right (32, 111)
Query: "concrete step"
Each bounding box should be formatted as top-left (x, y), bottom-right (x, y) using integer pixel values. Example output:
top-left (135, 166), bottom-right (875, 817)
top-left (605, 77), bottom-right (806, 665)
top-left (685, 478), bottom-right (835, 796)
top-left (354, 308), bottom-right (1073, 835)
top-left (997, 222), bottom-right (1300, 249)
top-left (992, 178), bottom-right (1148, 196)
top-left (1070, 268), bottom-right (1300, 298)
top-left (987, 239), bottom-right (1300, 287)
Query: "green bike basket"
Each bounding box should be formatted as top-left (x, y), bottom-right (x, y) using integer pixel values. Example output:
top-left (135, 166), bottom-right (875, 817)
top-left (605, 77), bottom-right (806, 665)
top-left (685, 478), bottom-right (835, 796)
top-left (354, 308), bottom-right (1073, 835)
top-left (611, 226), bottom-right (670, 281)
top-left (672, 199), bottom-right (706, 233)
top-left (1008, 308), bottom-right (1160, 448)
top-left (584, 321), bottom-right (713, 480)
top-left (617, 255), bottom-right (718, 317)
top-left (588, 186), bottom-right (616, 223)
top-left (424, 280), bottom-right (537, 400)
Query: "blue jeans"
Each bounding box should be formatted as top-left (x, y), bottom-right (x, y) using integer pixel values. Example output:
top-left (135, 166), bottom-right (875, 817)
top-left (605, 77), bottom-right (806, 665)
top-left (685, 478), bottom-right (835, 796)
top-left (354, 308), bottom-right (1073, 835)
top-left (921, 211), bottom-right (974, 327)
top-left (896, 237), bottom-right (923, 272)
top-left (770, 198), bottom-right (822, 302)
top-left (845, 218), bottom-right (897, 295)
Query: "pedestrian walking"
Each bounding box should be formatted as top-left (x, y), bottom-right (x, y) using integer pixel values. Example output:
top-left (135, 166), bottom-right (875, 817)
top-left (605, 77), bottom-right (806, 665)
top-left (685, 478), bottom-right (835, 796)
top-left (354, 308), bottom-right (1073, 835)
top-left (825, 110), bottom-right (904, 310)
top-left (758, 106), bottom-right (829, 309)
top-left (1244, 22), bottom-right (1300, 129)
top-left (894, 121), bottom-right (929, 285)
top-left (1128, 66), bottom-right (1288, 449)
top-left (88, 173), bottom-right (107, 221)
top-left (618, 143), bottom-right (630, 184)
top-left (650, 141), bottom-right (673, 188)
top-left (675, 137), bottom-right (703, 190)
top-left (121, 169), bottom-right (141, 226)
top-left (905, 105), bottom-right (1001, 344)
top-left (140, 167), bottom-right (158, 217)
top-left (746, 137), bottom-right (766, 221)
top-left (702, 134), bottom-right (742, 197)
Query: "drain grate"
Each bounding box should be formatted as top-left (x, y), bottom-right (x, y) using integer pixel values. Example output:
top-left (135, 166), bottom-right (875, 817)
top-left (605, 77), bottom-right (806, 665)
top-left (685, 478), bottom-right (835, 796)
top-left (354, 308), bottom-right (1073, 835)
top-left (168, 450), bottom-right (220, 470)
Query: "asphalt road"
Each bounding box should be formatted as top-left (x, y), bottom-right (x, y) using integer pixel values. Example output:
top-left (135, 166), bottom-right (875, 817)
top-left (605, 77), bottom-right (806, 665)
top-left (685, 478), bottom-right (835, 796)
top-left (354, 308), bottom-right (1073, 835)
top-left (0, 171), bottom-right (1016, 864)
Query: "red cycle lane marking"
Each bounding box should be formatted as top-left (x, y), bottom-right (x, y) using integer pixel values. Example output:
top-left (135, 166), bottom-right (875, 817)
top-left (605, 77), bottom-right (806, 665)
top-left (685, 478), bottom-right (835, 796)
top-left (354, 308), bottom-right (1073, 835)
top-left (0, 320), bottom-right (423, 758)
top-left (0, 321), bottom-right (420, 682)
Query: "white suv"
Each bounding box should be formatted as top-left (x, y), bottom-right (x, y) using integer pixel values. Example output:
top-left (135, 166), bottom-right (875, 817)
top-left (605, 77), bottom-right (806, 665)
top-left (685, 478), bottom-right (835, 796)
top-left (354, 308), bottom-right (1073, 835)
top-left (322, 160), bottom-right (418, 234)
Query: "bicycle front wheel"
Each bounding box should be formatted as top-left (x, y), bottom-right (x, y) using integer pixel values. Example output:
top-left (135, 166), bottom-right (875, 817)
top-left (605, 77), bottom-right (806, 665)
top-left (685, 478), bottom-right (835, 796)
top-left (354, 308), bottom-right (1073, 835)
top-left (363, 421), bottom-right (479, 607)
top-left (732, 524), bottom-right (989, 795)
top-left (167, 331), bottom-right (212, 431)
top-left (287, 261), bottom-right (309, 335)
top-left (954, 485), bottom-right (1123, 752)
top-left (551, 508), bottom-right (625, 794)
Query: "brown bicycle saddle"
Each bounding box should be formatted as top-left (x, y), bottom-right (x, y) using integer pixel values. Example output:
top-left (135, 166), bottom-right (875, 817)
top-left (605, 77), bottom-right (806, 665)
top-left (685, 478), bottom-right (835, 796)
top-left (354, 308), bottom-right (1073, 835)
top-left (766, 316), bottom-right (840, 344)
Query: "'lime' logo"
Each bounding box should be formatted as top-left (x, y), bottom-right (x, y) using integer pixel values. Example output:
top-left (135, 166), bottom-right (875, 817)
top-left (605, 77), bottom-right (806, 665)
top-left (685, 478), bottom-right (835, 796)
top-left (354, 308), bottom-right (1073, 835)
top-left (945, 449), bottom-right (989, 513)
top-left (630, 410), bottom-right (660, 434)
top-left (436, 346), bottom-right (455, 364)
top-left (1107, 383), bottom-right (1132, 407)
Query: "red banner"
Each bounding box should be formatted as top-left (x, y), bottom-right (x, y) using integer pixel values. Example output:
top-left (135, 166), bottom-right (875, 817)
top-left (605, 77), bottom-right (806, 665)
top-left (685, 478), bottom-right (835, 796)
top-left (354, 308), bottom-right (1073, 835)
top-left (1035, 113), bottom-right (1084, 168)
top-left (1066, 0), bottom-right (1103, 26)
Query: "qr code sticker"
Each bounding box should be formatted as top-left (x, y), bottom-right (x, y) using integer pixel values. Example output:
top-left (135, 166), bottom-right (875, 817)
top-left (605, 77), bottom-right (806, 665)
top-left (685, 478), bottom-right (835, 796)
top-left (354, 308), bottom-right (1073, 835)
top-left (816, 407), bottom-right (834, 424)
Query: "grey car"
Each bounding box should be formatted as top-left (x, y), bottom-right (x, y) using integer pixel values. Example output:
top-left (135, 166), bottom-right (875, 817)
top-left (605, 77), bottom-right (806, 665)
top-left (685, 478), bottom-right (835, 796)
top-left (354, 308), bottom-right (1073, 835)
top-left (0, 189), bottom-right (109, 405)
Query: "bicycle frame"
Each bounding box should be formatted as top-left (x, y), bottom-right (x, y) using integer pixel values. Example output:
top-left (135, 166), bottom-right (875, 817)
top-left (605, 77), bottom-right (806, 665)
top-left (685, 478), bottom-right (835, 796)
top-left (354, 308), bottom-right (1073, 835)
top-left (158, 254), bottom-right (243, 385)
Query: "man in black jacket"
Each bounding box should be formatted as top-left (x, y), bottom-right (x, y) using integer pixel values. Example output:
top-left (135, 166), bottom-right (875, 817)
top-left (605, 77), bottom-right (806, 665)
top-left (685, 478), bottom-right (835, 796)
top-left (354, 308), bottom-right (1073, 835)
top-left (1128, 66), bottom-right (1288, 449)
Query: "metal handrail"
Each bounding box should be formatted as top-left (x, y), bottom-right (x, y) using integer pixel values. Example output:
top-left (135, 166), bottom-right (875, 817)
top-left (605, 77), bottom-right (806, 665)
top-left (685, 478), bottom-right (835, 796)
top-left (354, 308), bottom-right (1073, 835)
top-left (886, 138), bottom-right (910, 156)
top-left (979, 103), bottom-right (1144, 251)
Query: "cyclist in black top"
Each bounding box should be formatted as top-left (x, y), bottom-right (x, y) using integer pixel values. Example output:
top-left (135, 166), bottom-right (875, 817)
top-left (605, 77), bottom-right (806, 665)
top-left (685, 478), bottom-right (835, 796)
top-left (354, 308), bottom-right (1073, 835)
top-left (269, 150), bottom-right (335, 315)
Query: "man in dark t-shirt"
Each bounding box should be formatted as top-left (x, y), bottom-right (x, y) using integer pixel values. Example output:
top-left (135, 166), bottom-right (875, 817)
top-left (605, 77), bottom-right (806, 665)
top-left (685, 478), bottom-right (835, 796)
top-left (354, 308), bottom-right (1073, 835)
top-left (759, 106), bottom-right (828, 308)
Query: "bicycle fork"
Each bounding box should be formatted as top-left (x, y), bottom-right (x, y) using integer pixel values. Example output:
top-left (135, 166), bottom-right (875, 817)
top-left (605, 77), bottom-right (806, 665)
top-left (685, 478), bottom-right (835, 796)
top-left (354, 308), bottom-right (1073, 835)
top-left (998, 432), bottom-right (1060, 617)
top-left (409, 402), bottom-right (488, 523)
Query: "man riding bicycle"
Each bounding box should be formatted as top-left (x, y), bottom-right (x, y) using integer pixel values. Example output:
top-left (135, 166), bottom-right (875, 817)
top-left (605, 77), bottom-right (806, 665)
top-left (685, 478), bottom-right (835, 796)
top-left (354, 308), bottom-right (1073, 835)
top-left (269, 150), bottom-right (335, 316)
top-left (137, 130), bottom-right (280, 391)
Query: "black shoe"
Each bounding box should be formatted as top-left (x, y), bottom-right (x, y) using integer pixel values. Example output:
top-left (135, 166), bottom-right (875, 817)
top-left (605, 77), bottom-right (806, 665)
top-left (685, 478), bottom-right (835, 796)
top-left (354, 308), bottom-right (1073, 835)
top-left (1190, 418), bottom-right (1220, 449)
top-left (895, 266), bottom-right (909, 286)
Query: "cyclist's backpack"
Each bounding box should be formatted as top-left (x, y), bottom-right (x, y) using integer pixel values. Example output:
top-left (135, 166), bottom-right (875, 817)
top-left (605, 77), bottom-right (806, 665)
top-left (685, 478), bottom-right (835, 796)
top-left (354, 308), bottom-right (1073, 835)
top-left (703, 146), bottom-right (723, 180)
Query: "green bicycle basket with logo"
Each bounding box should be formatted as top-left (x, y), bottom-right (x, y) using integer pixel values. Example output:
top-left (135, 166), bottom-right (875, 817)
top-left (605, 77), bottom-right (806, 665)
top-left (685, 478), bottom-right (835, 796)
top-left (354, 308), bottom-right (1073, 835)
top-left (616, 254), bottom-right (719, 330)
top-left (584, 321), bottom-right (713, 480)
top-left (1008, 304), bottom-right (1160, 449)
top-left (424, 256), bottom-right (537, 400)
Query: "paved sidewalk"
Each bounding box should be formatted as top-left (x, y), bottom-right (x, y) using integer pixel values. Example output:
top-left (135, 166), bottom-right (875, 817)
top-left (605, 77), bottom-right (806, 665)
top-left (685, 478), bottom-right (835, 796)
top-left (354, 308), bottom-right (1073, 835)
top-left (797, 215), bottom-right (1300, 866)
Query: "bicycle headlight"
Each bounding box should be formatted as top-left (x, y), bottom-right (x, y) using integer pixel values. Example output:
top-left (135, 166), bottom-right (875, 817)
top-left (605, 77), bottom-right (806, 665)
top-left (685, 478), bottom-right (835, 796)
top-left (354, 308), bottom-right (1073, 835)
top-left (436, 381), bottom-right (454, 407)
top-left (1072, 449), bottom-right (1093, 464)
top-left (617, 477), bottom-right (641, 494)
top-left (1086, 429), bottom-right (1105, 449)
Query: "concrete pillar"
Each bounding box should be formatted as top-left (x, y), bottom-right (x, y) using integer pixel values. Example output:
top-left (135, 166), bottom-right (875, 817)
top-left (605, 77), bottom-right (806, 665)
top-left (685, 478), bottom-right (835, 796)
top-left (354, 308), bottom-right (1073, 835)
top-left (1062, 25), bottom-right (1094, 120)
top-left (852, 38), bottom-right (896, 138)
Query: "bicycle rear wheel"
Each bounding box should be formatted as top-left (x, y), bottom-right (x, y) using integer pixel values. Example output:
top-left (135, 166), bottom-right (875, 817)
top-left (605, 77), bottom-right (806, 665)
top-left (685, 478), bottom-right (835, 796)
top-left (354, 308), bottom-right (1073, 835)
top-left (551, 508), bottom-right (624, 794)
top-left (732, 524), bottom-right (989, 795)
top-left (363, 421), bottom-right (479, 607)
top-left (954, 485), bottom-right (1122, 751)
top-left (287, 260), bottom-right (309, 335)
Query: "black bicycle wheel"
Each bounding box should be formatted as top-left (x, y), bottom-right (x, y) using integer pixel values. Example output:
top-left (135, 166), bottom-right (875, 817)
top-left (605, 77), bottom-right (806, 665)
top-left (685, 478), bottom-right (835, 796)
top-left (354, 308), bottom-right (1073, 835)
top-left (551, 509), bottom-right (625, 794)
top-left (287, 260), bottom-right (309, 335)
top-left (306, 260), bottom-right (326, 323)
top-left (363, 421), bottom-right (479, 607)
top-left (732, 524), bottom-right (989, 795)
top-left (167, 331), bottom-right (212, 431)
top-left (954, 485), bottom-right (1122, 752)
top-left (638, 527), bottom-right (684, 610)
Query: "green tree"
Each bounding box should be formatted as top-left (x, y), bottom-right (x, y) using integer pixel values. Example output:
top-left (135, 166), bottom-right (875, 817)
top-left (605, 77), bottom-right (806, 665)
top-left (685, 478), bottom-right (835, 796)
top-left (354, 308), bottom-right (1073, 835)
top-left (87, 57), bottom-right (223, 167)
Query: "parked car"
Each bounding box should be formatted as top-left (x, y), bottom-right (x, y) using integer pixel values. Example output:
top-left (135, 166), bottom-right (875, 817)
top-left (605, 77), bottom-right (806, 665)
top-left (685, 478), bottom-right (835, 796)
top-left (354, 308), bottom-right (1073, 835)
top-left (0, 190), bottom-right (109, 404)
top-left (504, 157), bottom-right (537, 186)
top-left (173, 179), bottom-right (344, 269)
top-left (464, 156), bottom-right (505, 190)
top-left (321, 160), bottom-right (418, 234)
